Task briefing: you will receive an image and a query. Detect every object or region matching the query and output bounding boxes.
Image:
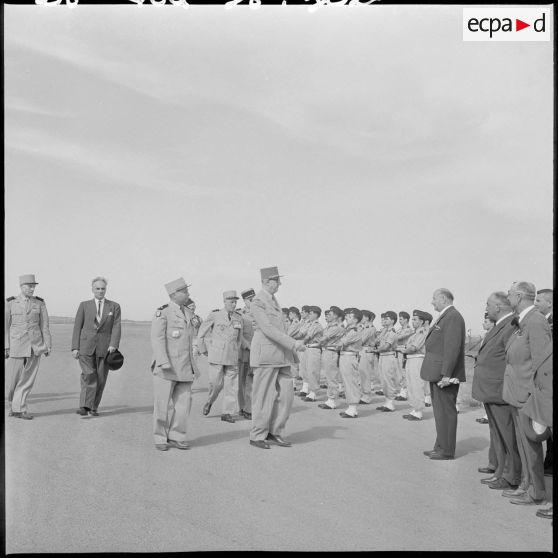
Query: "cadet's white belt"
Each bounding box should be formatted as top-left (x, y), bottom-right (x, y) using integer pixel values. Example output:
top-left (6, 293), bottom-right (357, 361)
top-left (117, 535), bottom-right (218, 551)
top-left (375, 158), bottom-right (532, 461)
top-left (379, 352), bottom-right (396, 356)
top-left (406, 354), bottom-right (425, 359)
top-left (307, 344), bottom-right (322, 349)
top-left (364, 348), bottom-right (377, 353)
top-left (339, 351), bottom-right (359, 356)
top-left (325, 346), bottom-right (339, 352)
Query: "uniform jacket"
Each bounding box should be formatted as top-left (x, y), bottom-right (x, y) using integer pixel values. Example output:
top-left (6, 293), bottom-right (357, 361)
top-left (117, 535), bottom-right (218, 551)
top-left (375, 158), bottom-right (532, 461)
top-left (293, 319), bottom-right (310, 340)
top-left (396, 325), bottom-right (414, 348)
top-left (197, 308), bottom-right (244, 366)
top-left (319, 323), bottom-right (346, 347)
top-left (287, 318), bottom-right (300, 338)
top-left (239, 308), bottom-right (255, 363)
top-left (304, 320), bottom-right (324, 345)
top-left (71, 298), bottom-right (121, 358)
top-left (405, 326), bottom-right (428, 355)
top-left (336, 325), bottom-right (363, 352)
top-left (420, 306), bottom-right (466, 382)
top-left (520, 342), bottom-right (553, 428)
top-left (249, 289), bottom-right (298, 367)
top-left (150, 301), bottom-right (198, 382)
top-left (378, 328), bottom-right (398, 353)
top-left (5, 295), bottom-right (51, 357)
top-left (471, 315), bottom-right (515, 404)
top-left (502, 307), bottom-right (552, 408)
top-left (360, 325), bottom-right (377, 348)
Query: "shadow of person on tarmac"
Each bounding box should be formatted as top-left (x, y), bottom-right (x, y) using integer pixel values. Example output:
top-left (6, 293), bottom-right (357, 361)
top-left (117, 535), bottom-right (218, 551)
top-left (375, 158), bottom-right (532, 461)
top-left (454, 436), bottom-right (490, 458)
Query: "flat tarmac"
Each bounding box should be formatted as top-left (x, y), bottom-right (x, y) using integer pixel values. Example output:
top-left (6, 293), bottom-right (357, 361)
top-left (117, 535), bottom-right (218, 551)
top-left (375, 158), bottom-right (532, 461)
top-left (5, 324), bottom-right (553, 552)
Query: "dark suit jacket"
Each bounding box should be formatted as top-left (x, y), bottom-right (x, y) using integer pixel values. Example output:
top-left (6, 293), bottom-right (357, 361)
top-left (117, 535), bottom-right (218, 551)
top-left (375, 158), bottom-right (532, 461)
top-left (71, 299), bottom-right (122, 357)
top-left (502, 307), bottom-right (552, 408)
top-left (520, 342), bottom-right (552, 428)
top-left (420, 306), bottom-right (466, 383)
top-left (471, 315), bottom-right (515, 404)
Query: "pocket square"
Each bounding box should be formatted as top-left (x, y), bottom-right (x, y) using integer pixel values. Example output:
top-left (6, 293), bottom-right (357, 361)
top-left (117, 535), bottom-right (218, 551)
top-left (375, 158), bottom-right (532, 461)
top-left (434, 325), bottom-right (441, 331)
top-left (108, 312), bottom-right (113, 316)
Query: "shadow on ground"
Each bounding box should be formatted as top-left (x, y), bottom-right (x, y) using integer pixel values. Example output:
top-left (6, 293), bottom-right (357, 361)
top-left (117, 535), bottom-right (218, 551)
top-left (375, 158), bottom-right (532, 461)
top-left (455, 436), bottom-right (490, 458)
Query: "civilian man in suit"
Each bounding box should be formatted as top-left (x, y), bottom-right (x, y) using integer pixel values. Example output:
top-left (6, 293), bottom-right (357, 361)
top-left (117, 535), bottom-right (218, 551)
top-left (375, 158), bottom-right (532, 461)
top-left (471, 292), bottom-right (519, 490)
top-left (150, 277), bottom-right (199, 451)
top-left (503, 281), bottom-right (552, 505)
top-left (421, 288), bottom-right (466, 460)
top-left (72, 276), bottom-right (121, 416)
top-left (248, 266), bottom-right (306, 449)
top-left (197, 290), bottom-right (245, 423)
top-left (5, 274), bottom-right (51, 419)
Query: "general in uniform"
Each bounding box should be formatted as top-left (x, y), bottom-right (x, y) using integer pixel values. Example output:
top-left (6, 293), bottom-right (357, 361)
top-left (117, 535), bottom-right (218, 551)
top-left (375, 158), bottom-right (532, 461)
top-left (150, 277), bottom-right (199, 451)
top-left (5, 274), bottom-right (51, 419)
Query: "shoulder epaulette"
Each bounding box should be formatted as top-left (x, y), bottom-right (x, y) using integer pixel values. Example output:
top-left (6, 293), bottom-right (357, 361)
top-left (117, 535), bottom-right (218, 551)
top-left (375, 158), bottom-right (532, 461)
top-left (7, 296), bottom-right (15, 302)
top-left (212, 309), bottom-right (220, 313)
top-left (157, 304), bottom-right (168, 311)
top-left (35, 296), bottom-right (44, 302)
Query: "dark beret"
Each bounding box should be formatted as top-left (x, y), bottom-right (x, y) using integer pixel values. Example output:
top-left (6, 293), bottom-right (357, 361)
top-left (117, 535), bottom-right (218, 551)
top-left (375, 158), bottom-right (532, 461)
top-left (423, 312), bottom-right (433, 323)
top-left (380, 312), bottom-right (386, 318)
top-left (329, 306), bottom-right (344, 319)
top-left (361, 310), bottom-right (373, 320)
top-left (289, 306), bottom-right (300, 314)
top-left (282, 308), bottom-right (290, 315)
top-left (349, 308), bottom-right (363, 323)
top-left (412, 309), bottom-right (427, 321)
top-left (399, 311), bottom-right (410, 320)
top-left (301, 305), bottom-right (310, 312)
top-left (384, 311), bottom-right (397, 323)
top-left (309, 306), bottom-right (322, 317)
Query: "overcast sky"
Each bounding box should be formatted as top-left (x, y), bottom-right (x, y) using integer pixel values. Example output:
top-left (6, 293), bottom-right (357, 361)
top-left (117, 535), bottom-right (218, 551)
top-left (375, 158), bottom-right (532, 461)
top-left (4, 4), bottom-right (553, 331)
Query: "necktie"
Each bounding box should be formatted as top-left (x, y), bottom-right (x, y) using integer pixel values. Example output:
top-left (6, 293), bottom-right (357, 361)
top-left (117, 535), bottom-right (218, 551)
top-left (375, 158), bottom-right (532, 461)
top-left (510, 316), bottom-right (520, 328)
top-left (95, 300), bottom-right (102, 327)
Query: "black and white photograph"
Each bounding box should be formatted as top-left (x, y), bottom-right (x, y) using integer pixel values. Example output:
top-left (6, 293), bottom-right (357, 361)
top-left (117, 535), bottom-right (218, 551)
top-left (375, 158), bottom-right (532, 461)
top-left (4, 0), bottom-right (553, 552)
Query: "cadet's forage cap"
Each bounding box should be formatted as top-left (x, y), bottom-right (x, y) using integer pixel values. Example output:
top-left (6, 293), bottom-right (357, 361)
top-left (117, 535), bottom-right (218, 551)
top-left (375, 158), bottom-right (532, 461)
top-left (223, 290), bottom-right (239, 300)
top-left (260, 266), bottom-right (283, 282)
top-left (361, 310), bottom-right (373, 320)
top-left (19, 274), bottom-right (38, 285)
top-left (369, 311), bottom-right (376, 321)
top-left (424, 312), bottom-right (433, 323)
top-left (289, 306), bottom-right (300, 313)
top-left (380, 312), bottom-right (386, 318)
top-left (301, 305), bottom-right (310, 312)
top-left (384, 311), bottom-right (397, 322)
top-left (241, 288), bottom-right (256, 300)
top-left (399, 311), bottom-right (410, 320)
top-left (350, 308), bottom-right (363, 322)
top-left (310, 306), bottom-right (322, 317)
top-left (329, 306), bottom-right (343, 318)
top-left (282, 307), bottom-right (290, 314)
top-left (413, 309), bottom-right (427, 321)
top-left (165, 277), bottom-right (191, 295)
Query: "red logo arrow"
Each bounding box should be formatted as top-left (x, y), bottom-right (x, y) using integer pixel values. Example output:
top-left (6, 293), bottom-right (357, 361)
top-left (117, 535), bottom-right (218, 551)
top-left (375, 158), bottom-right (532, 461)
top-left (516, 19), bottom-right (530, 31)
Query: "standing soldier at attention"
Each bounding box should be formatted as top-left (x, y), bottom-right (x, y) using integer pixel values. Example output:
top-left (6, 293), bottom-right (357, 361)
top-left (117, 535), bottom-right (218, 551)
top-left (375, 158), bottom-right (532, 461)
top-left (318, 306), bottom-right (346, 410)
top-left (197, 290), bottom-right (245, 424)
top-left (287, 306), bottom-right (301, 383)
top-left (372, 313), bottom-right (387, 395)
top-left (249, 266), bottom-right (306, 449)
top-left (358, 310), bottom-right (377, 405)
top-left (5, 274), bottom-right (51, 420)
top-left (300, 306), bottom-right (324, 402)
top-left (395, 311), bottom-right (414, 401)
top-left (375, 310), bottom-right (400, 413)
top-left (238, 288), bottom-right (256, 420)
top-left (293, 305), bottom-right (311, 397)
top-left (150, 277), bottom-right (199, 451)
top-left (335, 308), bottom-right (364, 418)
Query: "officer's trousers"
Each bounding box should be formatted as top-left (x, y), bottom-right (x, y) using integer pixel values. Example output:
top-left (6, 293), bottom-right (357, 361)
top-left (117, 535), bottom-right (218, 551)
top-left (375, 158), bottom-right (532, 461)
top-left (8, 354), bottom-right (42, 413)
top-left (78, 353), bottom-right (109, 410)
top-left (238, 359), bottom-right (253, 413)
top-left (152, 376), bottom-right (192, 444)
top-left (306, 348), bottom-right (322, 394)
top-left (405, 356), bottom-right (426, 413)
top-left (321, 350), bottom-right (341, 399)
top-left (339, 354), bottom-right (360, 406)
top-left (250, 366), bottom-right (293, 441)
top-left (207, 363), bottom-right (239, 415)
top-left (378, 354), bottom-right (399, 400)
top-left (358, 351), bottom-right (374, 403)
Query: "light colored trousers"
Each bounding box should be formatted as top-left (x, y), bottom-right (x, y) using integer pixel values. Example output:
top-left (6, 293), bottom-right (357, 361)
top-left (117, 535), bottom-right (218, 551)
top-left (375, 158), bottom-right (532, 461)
top-left (339, 354), bottom-right (360, 405)
top-left (250, 366), bottom-right (293, 441)
top-left (321, 350), bottom-right (341, 399)
top-left (371, 354), bottom-right (381, 389)
top-left (238, 359), bottom-right (253, 413)
top-left (404, 355), bottom-right (426, 412)
top-left (396, 350), bottom-right (407, 392)
top-left (378, 353), bottom-right (399, 400)
top-left (358, 350), bottom-right (374, 403)
top-left (306, 348), bottom-right (322, 393)
top-left (8, 355), bottom-right (42, 413)
top-left (298, 349), bottom-right (308, 383)
top-left (207, 363), bottom-right (239, 415)
top-left (153, 376), bottom-right (192, 444)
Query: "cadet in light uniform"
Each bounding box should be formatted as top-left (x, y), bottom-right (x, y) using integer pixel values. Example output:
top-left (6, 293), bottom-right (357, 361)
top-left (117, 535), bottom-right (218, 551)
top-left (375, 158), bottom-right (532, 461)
top-left (238, 288), bottom-right (256, 420)
top-left (150, 277), bottom-right (199, 451)
top-left (319, 309), bottom-right (331, 388)
top-left (318, 306), bottom-right (346, 410)
top-left (5, 274), bottom-right (51, 419)
top-left (287, 306), bottom-right (301, 383)
top-left (300, 306), bottom-right (324, 402)
top-left (423, 312), bottom-right (433, 407)
top-left (375, 310), bottom-right (399, 412)
top-left (399, 310), bottom-right (429, 420)
top-left (335, 308), bottom-right (364, 418)
top-left (197, 290), bottom-right (245, 423)
top-left (395, 311), bottom-right (414, 401)
top-left (293, 305), bottom-right (311, 396)
top-left (372, 313), bottom-right (386, 395)
top-left (358, 310), bottom-right (377, 404)
top-left (282, 308), bottom-right (291, 330)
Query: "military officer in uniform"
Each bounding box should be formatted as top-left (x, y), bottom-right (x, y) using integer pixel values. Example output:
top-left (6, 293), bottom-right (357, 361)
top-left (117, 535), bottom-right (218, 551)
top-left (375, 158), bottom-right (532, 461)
top-left (150, 277), bottom-right (199, 451)
top-left (249, 266), bottom-right (306, 449)
top-left (197, 290), bottom-right (245, 423)
top-left (5, 274), bottom-right (51, 419)
top-left (238, 288), bottom-right (256, 420)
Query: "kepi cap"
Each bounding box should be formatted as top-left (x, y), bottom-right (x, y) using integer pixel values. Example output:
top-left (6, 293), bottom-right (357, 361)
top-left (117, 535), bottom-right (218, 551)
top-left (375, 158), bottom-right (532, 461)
top-left (241, 288), bottom-right (256, 300)
top-left (260, 266), bottom-right (283, 282)
top-left (223, 290), bottom-right (239, 300)
top-left (165, 277), bottom-right (191, 295)
top-left (20, 274), bottom-right (38, 285)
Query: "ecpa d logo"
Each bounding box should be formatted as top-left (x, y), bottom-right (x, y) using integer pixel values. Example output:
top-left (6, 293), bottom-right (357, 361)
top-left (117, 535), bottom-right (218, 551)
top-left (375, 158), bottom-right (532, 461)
top-left (463, 8), bottom-right (550, 41)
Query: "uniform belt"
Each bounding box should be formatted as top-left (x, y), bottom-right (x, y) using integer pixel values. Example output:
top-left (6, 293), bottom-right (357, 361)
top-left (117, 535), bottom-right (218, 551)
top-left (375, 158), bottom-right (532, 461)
top-left (379, 351), bottom-right (396, 356)
top-left (405, 354), bottom-right (424, 359)
top-left (307, 344), bottom-right (322, 349)
top-left (339, 351), bottom-right (359, 356)
top-left (325, 346), bottom-right (339, 352)
top-left (364, 348), bottom-right (376, 353)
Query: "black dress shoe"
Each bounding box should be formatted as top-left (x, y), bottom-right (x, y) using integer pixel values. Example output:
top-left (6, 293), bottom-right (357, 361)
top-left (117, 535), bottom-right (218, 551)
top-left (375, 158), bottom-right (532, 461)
top-left (395, 395), bottom-right (408, 401)
top-left (338, 392), bottom-right (346, 399)
top-left (266, 433), bottom-right (292, 447)
top-left (423, 450), bottom-right (435, 457)
top-left (250, 440), bottom-right (270, 449)
top-left (425, 403), bottom-right (432, 407)
top-left (76, 407), bottom-right (89, 416)
top-left (202, 401), bottom-right (212, 416)
top-left (375, 390), bottom-right (384, 396)
top-left (318, 403), bottom-right (336, 410)
top-left (480, 476), bottom-right (499, 484)
top-left (476, 417), bottom-right (489, 424)
top-left (478, 466), bottom-right (496, 474)
top-left (241, 410), bottom-right (252, 420)
top-left (536, 506), bottom-right (553, 519)
top-left (488, 478), bottom-right (517, 490)
top-left (430, 452), bottom-right (453, 460)
top-left (359, 400), bottom-right (371, 405)
top-left (221, 414), bottom-right (235, 423)
top-left (402, 414), bottom-right (422, 421)
top-left (320, 384), bottom-right (328, 389)
top-left (303, 396), bottom-right (316, 402)
top-left (89, 409), bottom-right (99, 416)
top-left (297, 392), bottom-right (308, 398)
top-left (339, 412), bottom-right (358, 418)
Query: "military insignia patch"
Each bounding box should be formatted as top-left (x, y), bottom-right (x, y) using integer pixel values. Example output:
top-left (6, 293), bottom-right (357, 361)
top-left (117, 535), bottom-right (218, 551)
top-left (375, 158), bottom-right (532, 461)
top-left (156, 310), bottom-right (161, 317)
